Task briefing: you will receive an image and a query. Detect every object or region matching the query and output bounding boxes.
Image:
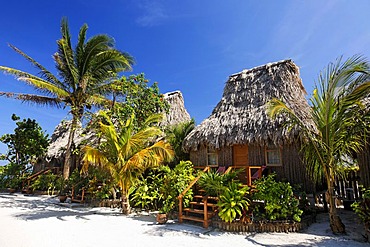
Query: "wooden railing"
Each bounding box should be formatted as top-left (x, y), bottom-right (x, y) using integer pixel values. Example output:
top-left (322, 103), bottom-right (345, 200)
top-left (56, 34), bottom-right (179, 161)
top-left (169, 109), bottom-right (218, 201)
top-left (70, 180), bottom-right (86, 203)
top-left (22, 167), bottom-right (59, 192)
top-left (178, 166), bottom-right (210, 224)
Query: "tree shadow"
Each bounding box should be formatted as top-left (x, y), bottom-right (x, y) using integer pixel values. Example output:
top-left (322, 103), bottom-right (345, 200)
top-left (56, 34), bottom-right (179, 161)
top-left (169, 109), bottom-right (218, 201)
top-left (0, 193), bottom-right (122, 221)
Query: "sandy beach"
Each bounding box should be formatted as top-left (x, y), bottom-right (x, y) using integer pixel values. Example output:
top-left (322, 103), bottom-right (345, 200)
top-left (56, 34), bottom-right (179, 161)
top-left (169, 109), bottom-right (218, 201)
top-left (0, 193), bottom-right (368, 247)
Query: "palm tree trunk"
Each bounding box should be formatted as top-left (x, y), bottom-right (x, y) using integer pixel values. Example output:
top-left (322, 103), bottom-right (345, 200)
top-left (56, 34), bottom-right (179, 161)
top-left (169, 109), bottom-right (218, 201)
top-left (327, 173), bottom-right (345, 233)
top-left (63, 116), bottom-right (78, 179)
top-left (121, 191), bottom-right (131, 215)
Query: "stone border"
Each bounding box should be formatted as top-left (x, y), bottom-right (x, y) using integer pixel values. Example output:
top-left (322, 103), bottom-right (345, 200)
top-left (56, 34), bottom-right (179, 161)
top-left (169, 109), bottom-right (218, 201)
top-left (213, 214), bottom-right (316, 233)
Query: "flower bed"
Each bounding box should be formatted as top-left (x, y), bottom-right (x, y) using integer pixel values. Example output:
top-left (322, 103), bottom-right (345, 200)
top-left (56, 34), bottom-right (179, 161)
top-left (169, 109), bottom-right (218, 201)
top-left (213, 214), bottom-right (316, 233)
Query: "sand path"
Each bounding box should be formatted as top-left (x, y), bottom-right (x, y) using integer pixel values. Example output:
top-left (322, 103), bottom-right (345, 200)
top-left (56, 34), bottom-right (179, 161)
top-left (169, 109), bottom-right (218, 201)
top-left (0, 193), bottom-right (368, 247)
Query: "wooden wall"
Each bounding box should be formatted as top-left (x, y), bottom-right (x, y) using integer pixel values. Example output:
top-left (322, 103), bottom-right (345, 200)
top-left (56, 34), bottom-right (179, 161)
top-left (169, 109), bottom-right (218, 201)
top-left (357, 146), bottom-right (370, 188)
top-left (189, 143), bottom-right (314, 192)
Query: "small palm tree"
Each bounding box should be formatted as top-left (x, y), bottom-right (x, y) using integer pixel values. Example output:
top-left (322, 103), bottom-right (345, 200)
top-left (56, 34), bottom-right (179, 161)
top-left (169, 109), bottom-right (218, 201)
top-left (267, 55), bottom-right (370, 234)
top-left (0, 18), bottom-right (134, 179)
top-left (165, 119), bottom-right (195, 165)
top-left (82, 112), bottom-right (174, 214)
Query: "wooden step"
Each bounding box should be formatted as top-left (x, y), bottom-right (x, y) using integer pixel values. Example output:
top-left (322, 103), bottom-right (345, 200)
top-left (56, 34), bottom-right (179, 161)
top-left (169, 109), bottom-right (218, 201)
top-left (184, 208), bottom-right (215, 215)
top-left (193, 195), bottom-right (218, 200)
top-left (181, 215), bottom-right (211, 223)
top-left (190, 201), bottom-right (218, 208)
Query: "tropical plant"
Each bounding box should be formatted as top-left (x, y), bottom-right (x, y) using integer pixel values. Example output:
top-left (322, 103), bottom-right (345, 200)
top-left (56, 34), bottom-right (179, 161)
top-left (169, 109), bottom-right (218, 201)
top-left (267, 55), bottom-right (370, 233)
top-left (82, 111), bottom-right (174, 214)
top-left (351, 187), bottom-right (370, 231)
top-left (30, 172), bottom-right (58, 195)
top-left (0, 114), bottom-right (49, 174)
top-left (217, 182), bottom-right (250, 223)
top-left (107, 73), bottom-right (169, 129)
top-left (132, 170), bottom-right (165, 211)
top-left (165, 120), bottom-right (195, 166)
top-left (197, 169), bottom-right (239, 196)
top-left (132, 161), bottom-right (196, 213)
top-left (0, 18), bottom-right (134, 179)
top-left (252, 174), bottom-right (303, 222)
top-left (159, 161), bottom-right (195, 213)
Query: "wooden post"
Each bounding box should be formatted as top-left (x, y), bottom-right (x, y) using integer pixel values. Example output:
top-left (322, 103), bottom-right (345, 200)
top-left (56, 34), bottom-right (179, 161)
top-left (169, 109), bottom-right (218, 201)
top-left (203, 196), bottom-right (208, 228)
top-left (178, 197), bottom-right (183, 223)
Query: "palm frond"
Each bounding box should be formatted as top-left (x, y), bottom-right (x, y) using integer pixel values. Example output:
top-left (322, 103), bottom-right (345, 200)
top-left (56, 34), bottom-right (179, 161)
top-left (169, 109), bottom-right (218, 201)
top-left (56, 37), bottom-right (79, 89)
top-left (7, 44), bottom-right (60, 85)
top-left (82, 145), bottom-right (112, 172)
top-left (0, 92), bottom-right (62, 107)
top-left (17, 77), bottom-right (69, 98)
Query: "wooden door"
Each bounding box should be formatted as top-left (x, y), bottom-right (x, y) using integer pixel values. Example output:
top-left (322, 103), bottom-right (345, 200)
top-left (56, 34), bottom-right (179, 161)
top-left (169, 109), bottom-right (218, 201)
top-left (233, 144), bottom-right (249, 167)
top-left (233, 145), bottom-right (249, 184)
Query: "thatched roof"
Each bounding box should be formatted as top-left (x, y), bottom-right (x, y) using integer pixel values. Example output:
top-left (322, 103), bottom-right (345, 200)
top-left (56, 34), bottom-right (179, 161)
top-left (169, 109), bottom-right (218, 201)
top-left (46, 90), bottom-right (191, 159)
top-left (183, 59), bottom-right (314, 152)
top-left (161, 91), bottom-right (191, 126)
top-left (45, 120), bottom-right (92, 161)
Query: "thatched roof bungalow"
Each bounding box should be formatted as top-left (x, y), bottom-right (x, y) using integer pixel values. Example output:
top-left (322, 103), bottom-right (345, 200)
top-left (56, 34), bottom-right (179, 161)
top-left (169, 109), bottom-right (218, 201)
top-left (35, 90), bottom-right (191, 174)
top-left (183, 60), bottom-right (314, 191)
top-left (161, 91), bottom-right (191, 126)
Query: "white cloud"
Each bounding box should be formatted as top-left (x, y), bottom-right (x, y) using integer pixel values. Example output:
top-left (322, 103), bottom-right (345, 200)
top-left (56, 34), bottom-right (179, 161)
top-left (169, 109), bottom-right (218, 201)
top-left (136, 0), bottom-right (168, 27)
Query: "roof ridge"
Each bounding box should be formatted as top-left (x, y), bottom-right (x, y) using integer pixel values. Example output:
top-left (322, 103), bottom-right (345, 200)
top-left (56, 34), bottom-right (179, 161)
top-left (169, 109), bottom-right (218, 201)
top-left (230, 59), bottom-right (293, 77)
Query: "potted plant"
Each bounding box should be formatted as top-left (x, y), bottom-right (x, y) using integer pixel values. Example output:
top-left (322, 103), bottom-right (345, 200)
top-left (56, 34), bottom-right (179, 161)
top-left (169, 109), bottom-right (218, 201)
top-left (157, 196), bottom-right (175, 224)
top-left (7, 176), bottom-right (21, 193)
top-left (56, 177), bottom-right (68, 203)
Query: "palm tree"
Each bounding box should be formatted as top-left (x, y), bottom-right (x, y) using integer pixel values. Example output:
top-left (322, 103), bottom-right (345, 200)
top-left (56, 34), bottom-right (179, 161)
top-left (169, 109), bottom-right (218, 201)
top-left (165, 119), bottom-right (195, 166)
top-left (267, 55), bottom-right (370, 234)
top-left (0, 18), bottom-right (134, 179)
top-left (82, 112), bottom-right (174, 214)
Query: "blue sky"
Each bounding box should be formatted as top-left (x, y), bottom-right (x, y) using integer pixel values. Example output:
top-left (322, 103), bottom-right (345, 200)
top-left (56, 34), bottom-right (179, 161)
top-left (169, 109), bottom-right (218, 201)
top-left (1, 0), bottom-right (370, 158)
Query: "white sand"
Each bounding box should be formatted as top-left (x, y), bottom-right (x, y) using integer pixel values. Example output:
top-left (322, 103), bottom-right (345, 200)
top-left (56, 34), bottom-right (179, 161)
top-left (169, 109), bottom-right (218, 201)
top-left (0, 193), bottom-right (368, 247)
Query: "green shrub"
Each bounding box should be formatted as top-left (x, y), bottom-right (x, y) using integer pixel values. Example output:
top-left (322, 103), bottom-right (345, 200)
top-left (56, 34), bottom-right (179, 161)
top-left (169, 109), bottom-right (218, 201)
top-left (131, 171), bottom-right (164, 210)
top-left (351, 187), bottom-right (370, 229)
top-left (31, 172), bottom-right (58, 194)
top-left (252, 174), bottom-right (303, 222)
top-left (218, 182), bottom-right (250, 223)
top-left (131, 160), bottom-right (196, 213)
top-left (197, 169), bottom-right (239, 196)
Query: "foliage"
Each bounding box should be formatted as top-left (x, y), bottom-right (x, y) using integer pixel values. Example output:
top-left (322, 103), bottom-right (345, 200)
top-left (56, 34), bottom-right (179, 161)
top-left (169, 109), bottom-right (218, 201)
top-left (0, 166), bottom-right (5, 189)
top-left (267, 55), bottom-right (370, 233)
top-left (105, 74), bottom-right (169, 129)
top-left (0, 17), bottom-right (134, 179)
top-left (0, 114), bottom-right (49, 173)
top-left (217, 182), bottom-right (250, 223)
top-left (30, 172), bottom-right (58, 195)
top-left (84, 167), bottom-right (114, 201)
top-left (197, 169), bottom-right (239, 196)
top-left (252, 174), bottom-right (303, 222)
top-left (82, 111), bottom-right (174, 214)
top-left (159, 161), bottom-right (195, 213)
top-left (132, 161), bottom-right (196, 214)
top-left (56, 176), bottom-right (69, 196)
top-left (165, 120), bottom-right (195, 166)
top-left (131, 171), bottom-right (164, 210)
top-left (351, 187), bottom-right (370, 228)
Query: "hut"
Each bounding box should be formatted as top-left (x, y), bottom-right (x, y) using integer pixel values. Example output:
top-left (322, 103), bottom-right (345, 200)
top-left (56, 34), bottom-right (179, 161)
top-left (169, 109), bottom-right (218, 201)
top-left (357, 97), bottom-right (370, 188)
top-left (160, 91), bottom-right (191, 126)
top-left (35, 90), bottom-right (191, 173)
top-left (183, 60), bottom-right (314, 191)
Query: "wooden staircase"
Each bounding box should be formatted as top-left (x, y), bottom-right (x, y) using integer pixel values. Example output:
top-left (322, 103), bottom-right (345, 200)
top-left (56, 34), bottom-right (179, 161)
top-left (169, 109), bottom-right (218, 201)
top-left (181, 194), bottom-right (218, 228)
top-left (22, 167), bottom-right (59, 194)
top-left (70, 181), bottom-right (86, 203)
top-left (178, 166), bottom-right (232, 228)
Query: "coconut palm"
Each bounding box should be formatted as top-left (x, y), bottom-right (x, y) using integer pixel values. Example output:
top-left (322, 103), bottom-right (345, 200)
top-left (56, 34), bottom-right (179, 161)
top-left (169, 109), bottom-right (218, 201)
top-left (82, 112), bottom-right (174, 214)
top-left (0, 18), bottom-right (134, 179)
top-left (267, 55), bottom-right (370, 234)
